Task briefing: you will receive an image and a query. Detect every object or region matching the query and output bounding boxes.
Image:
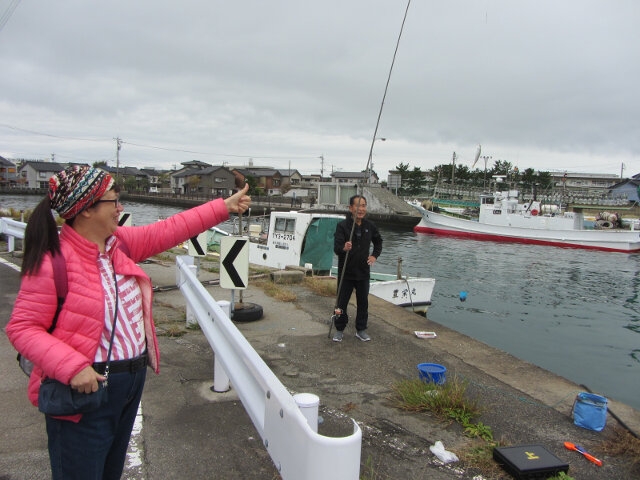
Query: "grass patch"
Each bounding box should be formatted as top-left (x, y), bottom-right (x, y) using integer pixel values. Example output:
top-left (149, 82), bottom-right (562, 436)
top-left (360, 455), bottom-right (380, 480)
top-left (151, 252), bottom-right (175, 262)
top-left (458, 440), bottom-right (503, 478)
top-left (303, 276), bottom-right (337, 297)
top-left (391, 377), bottom-right (482, 426)
top-left (598, 426), bottom-right (640, 475)
top-left (392, 377), bottom-right (506, 476)
top-left (547, 473), bottom-right (575, 480)
top-left (250, 266), bottom-right (274, 275)
top-left (255, 280), bottom-right (297, 302)
top-left (158, 324), bottom-right (186, 337)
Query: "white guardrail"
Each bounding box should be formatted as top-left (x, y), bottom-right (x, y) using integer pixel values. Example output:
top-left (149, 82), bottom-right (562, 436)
top-left (0, 217), bottom-right (26, 252)
top-left (175, 255), bottom-right (362, 479)
top-left (0, 220), bottom-right (362, 477)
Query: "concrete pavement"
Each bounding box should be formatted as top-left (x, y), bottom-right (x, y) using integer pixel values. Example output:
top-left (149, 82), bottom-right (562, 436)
top-left (2, 249), bottom-right (639, 479)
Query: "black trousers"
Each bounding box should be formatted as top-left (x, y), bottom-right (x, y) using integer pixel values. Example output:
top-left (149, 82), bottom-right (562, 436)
top-left (335, 277), bottom-right (370, 332)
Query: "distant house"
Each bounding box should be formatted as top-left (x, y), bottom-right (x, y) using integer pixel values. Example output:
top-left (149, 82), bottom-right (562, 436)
top-left (235, 168), bottom-right (283, 194)
top-left (609, 173), bottom-right (640, 203)
top-left (169, 165), bottom-right (236, 195)
top-left (548, 171), bottom-right (620, 190)
top-left (0, 156), bottom-right (17, 186)
top-left (330, 171), bottom-right (378, 184)
top-left (18, 161), bottom-right (65, 189)
top-left (277, 169), bottom-right (302, 188)
top-left (301, 174), bottom-right (322, 186)
top-left (196, 166), bottom-right (237, 197)
top-left (171, 168), bottom-right (200, 194)
top-left (169, 161), bottom-right (212, 193)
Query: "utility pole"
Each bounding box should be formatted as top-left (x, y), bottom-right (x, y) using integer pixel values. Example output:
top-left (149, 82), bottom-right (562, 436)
top-left (114, 137), bottom-right (122, 184)
top-left (51, 153), bottom-right (55, 163)
top-left (481, 155), bottom-right (492, 191)
top-left (319, 155), bottom-right (324, 179)
top-left (621, 162), bottom-right (625, 179)
top-left (451, 151), bottom-right (456, 185)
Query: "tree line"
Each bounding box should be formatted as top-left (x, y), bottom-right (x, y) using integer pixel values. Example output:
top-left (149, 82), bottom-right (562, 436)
top-left (386, 161), bottom-right (553, 195)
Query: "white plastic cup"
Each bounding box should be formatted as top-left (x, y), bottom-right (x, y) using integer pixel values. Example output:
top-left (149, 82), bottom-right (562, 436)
top-left (293, 393), bottom-right (319, 432)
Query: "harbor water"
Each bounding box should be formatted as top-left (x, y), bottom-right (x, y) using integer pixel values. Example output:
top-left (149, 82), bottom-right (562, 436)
top-left (2, 194), bottom-right (639, 410)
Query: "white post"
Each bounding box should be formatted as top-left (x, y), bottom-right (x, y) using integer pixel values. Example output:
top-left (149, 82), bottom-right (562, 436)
top-left (213, 300), bottom-right (231, 393)
top-left (293, 393), bottom-right (320, 433)
top-left (8, 235), bottom-right (15, 253)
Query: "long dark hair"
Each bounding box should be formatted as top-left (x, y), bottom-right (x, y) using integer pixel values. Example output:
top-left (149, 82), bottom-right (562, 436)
top-left (21, 196), bottom-right (63, 276)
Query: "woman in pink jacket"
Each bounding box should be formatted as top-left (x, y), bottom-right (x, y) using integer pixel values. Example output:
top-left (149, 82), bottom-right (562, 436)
top-left (7, 165), bottom-right (250, 480)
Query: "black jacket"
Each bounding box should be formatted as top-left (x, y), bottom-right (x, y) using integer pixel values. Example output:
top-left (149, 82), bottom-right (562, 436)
top-left (334, 217), bottom-right (382, 280)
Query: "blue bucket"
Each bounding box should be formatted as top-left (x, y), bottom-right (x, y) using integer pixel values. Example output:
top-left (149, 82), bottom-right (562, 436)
top-left (417, 363), bottom-right (447, 384)
top-left (573, 392), bottom-right (607, 431)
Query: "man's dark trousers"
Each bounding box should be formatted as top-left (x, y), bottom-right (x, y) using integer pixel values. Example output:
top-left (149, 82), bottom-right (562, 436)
top-left (335, 277), bottom-right (370, 332)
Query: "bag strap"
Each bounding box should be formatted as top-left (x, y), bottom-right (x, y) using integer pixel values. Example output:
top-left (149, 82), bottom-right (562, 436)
top-left (102, 265), bottom-right (120, 383)
top-left (49, 252), bottom-right (68, 333)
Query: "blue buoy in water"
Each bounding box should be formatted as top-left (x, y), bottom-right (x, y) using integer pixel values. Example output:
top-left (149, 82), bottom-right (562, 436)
top-left (459, 291), bottom-right (467, 302)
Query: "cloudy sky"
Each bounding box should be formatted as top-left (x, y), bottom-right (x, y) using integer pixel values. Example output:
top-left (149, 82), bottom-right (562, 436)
top-left (1, 0), bottom-right (639, 178)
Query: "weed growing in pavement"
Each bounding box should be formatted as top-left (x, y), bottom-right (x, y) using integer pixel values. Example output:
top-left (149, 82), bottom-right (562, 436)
top-left (392, 377), bottom-right (505, 475)
top-left (158, 324), bottom-right (186, 337)
top-left (547, 473), bottom-right (575, 480)
top-left (303, 276), bottom-right (336, 297)
top-left (460, 440), bottom-right (504, 478)
top-left (255, 280), bottom-right (297, 302)
top-left (359, 455), bottom-right (380, 480)
top-left (598, 426), bottom-right (640, 475)
top-left (151, 252), bottom-right (174, 262)
top-left (391, 377), bottom-right (481, 424)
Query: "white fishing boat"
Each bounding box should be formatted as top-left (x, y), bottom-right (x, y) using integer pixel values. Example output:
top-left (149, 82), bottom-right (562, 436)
top-left (329, 266), bottom-right (435, 314)
top-left (409, 190), bottom-right (640, 253)
top-left (235, 211), bottom-right (435, 313)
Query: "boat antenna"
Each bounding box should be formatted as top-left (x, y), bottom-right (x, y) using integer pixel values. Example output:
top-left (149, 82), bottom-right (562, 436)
top-left (329, 0), bottom-right (412, 338)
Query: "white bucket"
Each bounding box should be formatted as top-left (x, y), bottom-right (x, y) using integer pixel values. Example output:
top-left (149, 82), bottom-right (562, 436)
top-left (293, 393), bottom-right (319, 432)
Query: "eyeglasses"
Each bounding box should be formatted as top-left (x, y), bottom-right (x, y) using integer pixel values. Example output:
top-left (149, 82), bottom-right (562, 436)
top-left (96, 199), bottom-right (121, 208)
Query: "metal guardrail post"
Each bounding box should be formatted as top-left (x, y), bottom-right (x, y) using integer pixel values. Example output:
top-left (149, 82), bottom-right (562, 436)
top-left (213, 300), bottom-right (231, 393)
top-left (175, 255), bottom-right (361, 479)
top-left (0, 217), bottom-right (26, 252)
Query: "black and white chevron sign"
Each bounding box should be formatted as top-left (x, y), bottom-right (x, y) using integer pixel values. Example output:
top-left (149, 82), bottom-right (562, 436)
top-left (220, 237), bottom-right (249, 289)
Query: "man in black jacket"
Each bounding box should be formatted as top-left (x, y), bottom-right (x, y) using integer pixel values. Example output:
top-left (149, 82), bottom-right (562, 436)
top-left (333, 195), bottom-right (383, 342)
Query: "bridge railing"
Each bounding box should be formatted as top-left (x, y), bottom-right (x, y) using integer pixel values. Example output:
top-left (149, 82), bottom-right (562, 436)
top-left (175, 255), bottom-right (361, 479)
top-left (0, 217), bottom-right (26, 252)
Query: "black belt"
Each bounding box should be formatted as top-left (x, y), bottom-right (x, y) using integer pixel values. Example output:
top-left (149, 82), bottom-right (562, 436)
top-left (93, 353), bottom-right (148, 375)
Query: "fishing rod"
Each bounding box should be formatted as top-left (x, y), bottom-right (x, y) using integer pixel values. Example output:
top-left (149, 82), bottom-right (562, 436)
top-left (329, 0), bottom-right (412, 338)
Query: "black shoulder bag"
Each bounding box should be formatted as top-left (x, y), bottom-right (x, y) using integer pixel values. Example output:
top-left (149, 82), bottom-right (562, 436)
top-left (38, 267), bottom-right (120, 416)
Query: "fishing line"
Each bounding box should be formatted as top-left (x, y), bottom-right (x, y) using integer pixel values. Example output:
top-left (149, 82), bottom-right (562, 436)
top-left (329, 0), bottom-right (412, 338)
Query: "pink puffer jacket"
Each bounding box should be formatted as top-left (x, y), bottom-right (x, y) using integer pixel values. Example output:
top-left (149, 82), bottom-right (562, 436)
top-left (7, 198), bottom-right (229, 418)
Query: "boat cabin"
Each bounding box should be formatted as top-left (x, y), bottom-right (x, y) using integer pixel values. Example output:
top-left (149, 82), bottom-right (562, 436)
top-left (479, 190), bottom-right (583, 230)
top-left (248, 211), bottom-right (344, 274)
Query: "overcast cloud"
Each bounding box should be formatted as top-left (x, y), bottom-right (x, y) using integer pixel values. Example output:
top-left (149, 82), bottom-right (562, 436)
top-left (1, 0), bottom-right (639, 178)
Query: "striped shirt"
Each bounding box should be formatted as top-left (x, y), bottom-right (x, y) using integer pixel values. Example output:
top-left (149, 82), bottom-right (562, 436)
top-left (94, 237), bottom-right (145, 362)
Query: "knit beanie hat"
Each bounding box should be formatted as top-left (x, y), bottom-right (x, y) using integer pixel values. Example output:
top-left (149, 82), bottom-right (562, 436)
top-left (49, 165), bottom-right (115, 219)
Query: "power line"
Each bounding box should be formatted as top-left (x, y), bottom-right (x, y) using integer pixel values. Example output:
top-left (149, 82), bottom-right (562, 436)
top-left (0, 122), bottom-right (320, 161)
top-left (0, 123), bottom-right (108, 143)
top-left (0, 0), bottom-right (21, 34)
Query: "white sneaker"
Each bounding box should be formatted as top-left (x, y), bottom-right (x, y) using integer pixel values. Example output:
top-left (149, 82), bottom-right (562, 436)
top-left (332, 331), bottom-right (344, 342)
top-left (356, 330), bottom-right (371, 342)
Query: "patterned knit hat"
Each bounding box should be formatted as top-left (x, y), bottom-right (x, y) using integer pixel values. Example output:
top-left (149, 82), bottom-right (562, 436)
top-left (49, 166), bottom-right (114, 219)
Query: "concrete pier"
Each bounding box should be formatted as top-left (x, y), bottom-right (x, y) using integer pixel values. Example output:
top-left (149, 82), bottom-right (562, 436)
top-left (1, 249), bottom-right (638, 479)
